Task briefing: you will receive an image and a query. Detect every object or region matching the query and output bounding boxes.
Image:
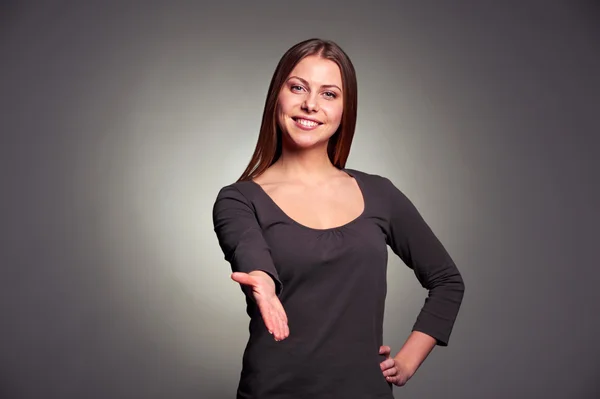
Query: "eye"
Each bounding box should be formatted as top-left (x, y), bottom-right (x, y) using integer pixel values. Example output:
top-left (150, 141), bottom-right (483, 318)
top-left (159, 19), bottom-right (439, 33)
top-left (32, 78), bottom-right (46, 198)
top-left (291, 85), bottom-right (305, 92)
top-left (323, 91), bottom-right (337, 99)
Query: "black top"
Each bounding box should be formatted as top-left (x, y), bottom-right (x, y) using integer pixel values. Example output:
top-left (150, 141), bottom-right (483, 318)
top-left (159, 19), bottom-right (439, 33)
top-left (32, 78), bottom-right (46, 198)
top-left (212, 169), bottom-right (465, 399)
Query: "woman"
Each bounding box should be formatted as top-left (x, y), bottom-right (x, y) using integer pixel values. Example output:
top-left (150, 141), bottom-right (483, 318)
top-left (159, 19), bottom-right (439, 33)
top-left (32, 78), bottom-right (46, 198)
top-left (212, 38), bottom-right (465, 398)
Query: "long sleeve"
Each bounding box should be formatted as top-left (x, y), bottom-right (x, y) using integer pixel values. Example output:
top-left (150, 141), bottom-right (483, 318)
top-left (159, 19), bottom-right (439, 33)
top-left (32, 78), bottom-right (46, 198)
top-left (212, 184), bottom-right (283, 300)
top-left (382, 177), bottom-right (465, 346)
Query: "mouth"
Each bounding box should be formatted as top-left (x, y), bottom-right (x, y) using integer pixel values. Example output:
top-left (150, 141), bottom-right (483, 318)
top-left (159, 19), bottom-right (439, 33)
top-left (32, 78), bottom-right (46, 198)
top-left (291, 117), bottom-right (323, 128)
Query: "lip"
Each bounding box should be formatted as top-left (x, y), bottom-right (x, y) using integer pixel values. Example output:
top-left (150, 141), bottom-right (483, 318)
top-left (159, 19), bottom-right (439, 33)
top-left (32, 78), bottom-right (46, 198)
top-left (292, 116), bottom-right (323, 124)
top-left (291, 117), bottom-right (323, 131)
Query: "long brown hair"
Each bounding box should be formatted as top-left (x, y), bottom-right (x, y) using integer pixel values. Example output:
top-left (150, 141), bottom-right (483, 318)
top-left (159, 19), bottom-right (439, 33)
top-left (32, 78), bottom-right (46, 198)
top-left (237, 38), bottom-right (358, 182)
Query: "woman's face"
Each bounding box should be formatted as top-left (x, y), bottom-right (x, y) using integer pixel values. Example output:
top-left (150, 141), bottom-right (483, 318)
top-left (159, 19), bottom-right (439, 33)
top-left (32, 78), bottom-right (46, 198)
top-left (277, 55), bottom-right (344, 151)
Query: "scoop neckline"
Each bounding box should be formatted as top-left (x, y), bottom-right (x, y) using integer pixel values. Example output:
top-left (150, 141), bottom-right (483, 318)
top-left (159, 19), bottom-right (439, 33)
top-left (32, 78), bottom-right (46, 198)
top-left (249, 168), bottom-right (367, 232)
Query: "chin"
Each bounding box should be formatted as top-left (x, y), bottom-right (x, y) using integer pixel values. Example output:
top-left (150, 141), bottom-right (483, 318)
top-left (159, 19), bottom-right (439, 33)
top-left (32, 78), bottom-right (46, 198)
top-left (284, 127), bottom-right (331, 150)
top-left (284, 135), bottom-right (321, 150)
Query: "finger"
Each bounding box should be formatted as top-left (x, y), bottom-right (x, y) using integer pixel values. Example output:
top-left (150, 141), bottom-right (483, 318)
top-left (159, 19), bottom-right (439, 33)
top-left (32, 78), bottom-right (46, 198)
top-left (276, 307), bottom-right (288, 341)
top-left (268, 307), bottom-right (281, 340)
top-left (379, 345), bottom-right (391, 356)
top-left (262, 310), bottom-right (274, 336)
top-left (271, 298), bottom-right (288, 341)
top-left (275, 307), bottom-right (285, 340)
top-left (257, 301), bottom-right (277, 337)
top-left (382, 366), bottom-right (397, 377)
top-left (279, 306), bottom-right (289, 339)
top-left (380, 358), bottom-right (395, 371)
top-left (275, 314), bottom-right (285, 341)
top-left (255, 293), bottom-right (284, 340)
top-left (269, 307), bottom-right (282, 340)
top-left (283, 314), bottom-right (290, 337)
top-left (271, 305), bottom-right (285, 341)
top-left (231, 272), bottom-right (255, 286)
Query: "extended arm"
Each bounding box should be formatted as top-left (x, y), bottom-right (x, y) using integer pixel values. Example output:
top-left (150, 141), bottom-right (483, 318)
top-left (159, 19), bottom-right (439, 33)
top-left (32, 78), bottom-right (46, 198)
top-left (212, 185), bottom-right (283, 299)
top-left (212, 185), bottom-right (289, 341)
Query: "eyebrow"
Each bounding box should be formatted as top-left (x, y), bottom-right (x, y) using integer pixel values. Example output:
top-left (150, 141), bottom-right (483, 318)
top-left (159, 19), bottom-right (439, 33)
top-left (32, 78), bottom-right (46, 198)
top-left (287, 76), bottom-right (342, 93)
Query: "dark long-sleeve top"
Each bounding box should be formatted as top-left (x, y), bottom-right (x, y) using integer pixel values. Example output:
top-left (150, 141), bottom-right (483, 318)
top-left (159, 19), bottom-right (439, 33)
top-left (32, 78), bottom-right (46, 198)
top-left (212, 168), bottom-right (465, 399)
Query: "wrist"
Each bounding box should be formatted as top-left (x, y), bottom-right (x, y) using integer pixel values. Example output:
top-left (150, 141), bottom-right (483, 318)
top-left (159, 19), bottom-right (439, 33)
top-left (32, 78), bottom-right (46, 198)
top-left (248, 270), bottom-right (276, 291)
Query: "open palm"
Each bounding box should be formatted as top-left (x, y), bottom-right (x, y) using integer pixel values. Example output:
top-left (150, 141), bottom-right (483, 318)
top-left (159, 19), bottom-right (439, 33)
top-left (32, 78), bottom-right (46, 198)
top-left (231, 271), bottom-right (289, 341)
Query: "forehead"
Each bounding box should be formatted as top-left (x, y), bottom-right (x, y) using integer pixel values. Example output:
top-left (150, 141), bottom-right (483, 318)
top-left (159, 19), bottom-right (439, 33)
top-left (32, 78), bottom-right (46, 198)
top-left (288, 55), bottom-right (342, 87)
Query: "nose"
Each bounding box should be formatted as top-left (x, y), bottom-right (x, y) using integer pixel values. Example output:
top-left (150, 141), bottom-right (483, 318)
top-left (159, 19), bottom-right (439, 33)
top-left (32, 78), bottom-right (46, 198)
top-left (301, 93), bottom-right (319, 113)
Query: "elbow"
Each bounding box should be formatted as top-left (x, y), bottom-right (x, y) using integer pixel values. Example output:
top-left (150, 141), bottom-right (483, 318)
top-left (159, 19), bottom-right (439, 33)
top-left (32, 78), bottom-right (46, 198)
top-left (425, 264), bottom-right (465, 302)
top-left (454, 272), bottom-right (465, 302)
top-left (451, 269), bottom-right (465, 293)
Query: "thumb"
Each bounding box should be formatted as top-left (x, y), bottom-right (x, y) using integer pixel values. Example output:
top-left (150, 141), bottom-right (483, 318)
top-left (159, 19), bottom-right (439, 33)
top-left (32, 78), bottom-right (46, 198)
top-left (231, 272), bottom-right (255, 286)
top-left (379, 345), bottom-right (391, 358)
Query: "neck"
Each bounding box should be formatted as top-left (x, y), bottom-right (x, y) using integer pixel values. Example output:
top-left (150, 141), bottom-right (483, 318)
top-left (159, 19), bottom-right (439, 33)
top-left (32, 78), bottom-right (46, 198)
top-left (275, 143), bottom-right (339, 183)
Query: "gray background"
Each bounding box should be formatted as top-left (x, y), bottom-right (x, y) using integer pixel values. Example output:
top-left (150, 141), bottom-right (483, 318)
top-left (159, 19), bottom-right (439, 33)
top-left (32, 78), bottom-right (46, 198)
top-left (1, 1), bottom-right (599, 398)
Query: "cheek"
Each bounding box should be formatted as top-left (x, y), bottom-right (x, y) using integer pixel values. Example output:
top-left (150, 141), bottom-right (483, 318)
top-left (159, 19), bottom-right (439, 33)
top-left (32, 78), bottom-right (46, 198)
top-left (277, 92), bottom-right (296, 115)
top-left (276, 102), bottom-right (290, 133)
top-left (325, 102), bottom-right (344, 124)
top-left (275, 99), bottom-right (287, 120)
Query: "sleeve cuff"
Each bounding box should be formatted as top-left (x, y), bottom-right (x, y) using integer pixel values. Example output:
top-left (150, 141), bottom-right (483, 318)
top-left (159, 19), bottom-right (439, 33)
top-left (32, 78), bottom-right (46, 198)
top-left (411, 310), bottom-right (457, 347)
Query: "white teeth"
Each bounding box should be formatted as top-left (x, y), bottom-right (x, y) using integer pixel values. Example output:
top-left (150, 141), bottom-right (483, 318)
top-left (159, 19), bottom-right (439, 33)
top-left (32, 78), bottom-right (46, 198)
top-left (296, 118), bottom-right (319, 127)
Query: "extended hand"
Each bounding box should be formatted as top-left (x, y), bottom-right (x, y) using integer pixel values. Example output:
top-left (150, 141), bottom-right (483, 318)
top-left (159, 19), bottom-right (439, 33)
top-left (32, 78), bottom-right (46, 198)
top-left (379, 345), bottom-right (414, 387)
top-left (231, 271), bottom-right (289, 341)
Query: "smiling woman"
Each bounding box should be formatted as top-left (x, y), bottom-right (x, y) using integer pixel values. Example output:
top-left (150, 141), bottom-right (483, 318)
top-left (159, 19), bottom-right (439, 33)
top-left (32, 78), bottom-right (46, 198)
top-left (212, 38), bottom-right (465, 399)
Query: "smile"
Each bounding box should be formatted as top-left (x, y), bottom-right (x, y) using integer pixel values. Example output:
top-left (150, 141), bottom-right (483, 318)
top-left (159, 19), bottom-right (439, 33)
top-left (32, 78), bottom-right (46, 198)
top-left (292, 117), bottom-right (323, 130)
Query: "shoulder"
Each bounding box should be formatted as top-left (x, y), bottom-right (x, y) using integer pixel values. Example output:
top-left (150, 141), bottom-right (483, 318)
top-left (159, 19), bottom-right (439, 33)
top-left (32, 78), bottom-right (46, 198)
top-left (214, 180), bottom-right (262, 207)
top-left (216, 180), bottom-right (254, 195)
top-left (344, 168), bottom-right (397, 192)
top-left (345, 168), bottom-right (415, 212)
